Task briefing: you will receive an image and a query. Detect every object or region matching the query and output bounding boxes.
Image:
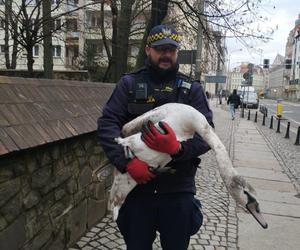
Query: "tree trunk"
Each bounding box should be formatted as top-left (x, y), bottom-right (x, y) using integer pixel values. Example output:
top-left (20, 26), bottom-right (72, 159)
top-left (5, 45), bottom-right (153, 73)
top-left (26, 47), bottom-right (34, 77)
top-left (112, 0), bottom-right (136, 82)
top-left (42, 0), bottom-right (53, 79)
top-left (135, 0), bottom-right (169, 69)
top-left (101, 2), bottom-right (112, 82)
top-left (4, 0), bottom-right (12, 69)
top-left (11, 35), bottom-right (18, 69)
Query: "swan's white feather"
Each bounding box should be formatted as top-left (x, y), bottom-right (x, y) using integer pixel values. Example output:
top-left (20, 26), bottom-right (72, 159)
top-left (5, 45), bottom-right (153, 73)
top-left (109, 103), bottom-right (265, 227)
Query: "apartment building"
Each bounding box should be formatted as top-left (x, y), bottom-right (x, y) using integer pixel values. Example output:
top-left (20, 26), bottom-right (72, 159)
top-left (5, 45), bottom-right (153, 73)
top-left (0, 0), bottom-right (144, 72)
top-left (289, 14), bottom-right (300, 100)
top-left (0, 0), bottom-right (80, 71)
top-left (0, 0), bottom-right (221, 83)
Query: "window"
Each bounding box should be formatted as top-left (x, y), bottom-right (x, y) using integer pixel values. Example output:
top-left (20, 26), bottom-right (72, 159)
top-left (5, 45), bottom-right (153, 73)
top-left (53, 45), bottom-right (61, 57)
top-left (86, 11), bottom-right (101, 28)
top-left (33, 45), bottom-right (39, 57)
top-left (67, 0), bottom-right (78, 5)
top-left (25, 0), bottom-right (36, 5)
top-left (53, 19), bottom-right (61, 31)
top-left (0, 45), bottom-right (5, 54)
top-left (85, 40), bottom-right (103, 55)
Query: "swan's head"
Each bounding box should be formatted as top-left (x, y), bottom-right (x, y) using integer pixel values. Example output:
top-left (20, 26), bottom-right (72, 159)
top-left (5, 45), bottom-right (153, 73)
top-left (229, 175), bottom-right (268, 229)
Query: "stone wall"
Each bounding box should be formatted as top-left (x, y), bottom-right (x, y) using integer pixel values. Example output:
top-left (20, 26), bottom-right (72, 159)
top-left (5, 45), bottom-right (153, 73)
top-left (0, 132), bottom-right (113, 250)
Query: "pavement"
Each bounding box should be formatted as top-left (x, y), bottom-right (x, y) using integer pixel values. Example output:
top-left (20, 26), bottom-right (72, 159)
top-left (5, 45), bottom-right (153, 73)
top-left (69, 99), bottom-right (300, 250)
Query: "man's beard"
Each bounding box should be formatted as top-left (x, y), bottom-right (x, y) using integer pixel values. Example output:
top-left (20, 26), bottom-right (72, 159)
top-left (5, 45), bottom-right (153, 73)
top-left (147, 56), bottom-right (179, 78)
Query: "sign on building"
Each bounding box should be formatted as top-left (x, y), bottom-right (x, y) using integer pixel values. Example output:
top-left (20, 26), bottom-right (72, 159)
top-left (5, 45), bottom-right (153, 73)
top-left (205, 75), bottom-right (227, 84)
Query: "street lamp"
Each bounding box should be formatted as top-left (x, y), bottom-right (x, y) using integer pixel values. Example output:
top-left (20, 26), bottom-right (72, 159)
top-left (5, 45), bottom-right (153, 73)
top-left (226, 49), bottom-right (243, 93)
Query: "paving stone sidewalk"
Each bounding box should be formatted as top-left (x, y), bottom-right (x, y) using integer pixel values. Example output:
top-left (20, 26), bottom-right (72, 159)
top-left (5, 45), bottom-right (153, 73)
top-left (253, 113), bottom-right (300, 193)
top-left (68, 103), bottom-right (246, 250)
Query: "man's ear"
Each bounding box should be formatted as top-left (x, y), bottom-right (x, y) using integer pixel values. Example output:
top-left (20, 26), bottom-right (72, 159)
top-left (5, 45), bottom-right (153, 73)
top-left (145, 46), bottom-right (151, 56)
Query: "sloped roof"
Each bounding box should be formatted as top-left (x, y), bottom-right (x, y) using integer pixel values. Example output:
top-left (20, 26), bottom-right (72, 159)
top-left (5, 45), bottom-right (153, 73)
top-left (0, 76), bottom-right (114, 156)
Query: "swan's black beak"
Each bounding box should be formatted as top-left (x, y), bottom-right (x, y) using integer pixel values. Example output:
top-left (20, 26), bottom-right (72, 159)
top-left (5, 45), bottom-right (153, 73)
top-left (244, 190), bottom-right (268, 229)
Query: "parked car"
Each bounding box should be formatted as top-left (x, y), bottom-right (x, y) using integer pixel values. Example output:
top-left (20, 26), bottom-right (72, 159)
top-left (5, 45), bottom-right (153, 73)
top-left (240, 92), bottom-right (259, 109)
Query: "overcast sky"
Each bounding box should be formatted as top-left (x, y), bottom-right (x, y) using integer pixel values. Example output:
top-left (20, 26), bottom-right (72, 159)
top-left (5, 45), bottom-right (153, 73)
top-left (226, 0), bottom-right (299, 69)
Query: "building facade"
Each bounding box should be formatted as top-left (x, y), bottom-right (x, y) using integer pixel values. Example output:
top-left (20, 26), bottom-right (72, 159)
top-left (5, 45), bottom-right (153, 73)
top-left (268, 54), bottom-right (286, 99)
top-left (289, 14), bottom-right (300, 100)
top-left (228, 63), bottom-right (265, 95)
top-left (0, 0), bottom-right (143, 72)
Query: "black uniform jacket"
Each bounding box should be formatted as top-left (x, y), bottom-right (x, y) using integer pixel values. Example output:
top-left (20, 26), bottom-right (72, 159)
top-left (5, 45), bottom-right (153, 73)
top-left (97, 65), bottom-right (214, 195)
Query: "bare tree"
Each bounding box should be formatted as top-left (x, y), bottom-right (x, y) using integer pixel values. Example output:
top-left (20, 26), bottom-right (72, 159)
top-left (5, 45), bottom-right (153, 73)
top-left (133, 0), bottom-right (276, 70)
top-left (3, 0), bottom-right (18, 69)
top-left (101, 0), bottom-right (118, 82)
top-left (112, 0), bottom-right (136, 81)
top-left (135, 0), bottom-right (169, 69)
top-left (0, 0), bottom-right (100, 77)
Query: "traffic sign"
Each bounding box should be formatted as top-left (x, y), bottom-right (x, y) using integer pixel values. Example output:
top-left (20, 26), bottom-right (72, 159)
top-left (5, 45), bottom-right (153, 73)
top-left (205, 75), bottom-right (227, 83)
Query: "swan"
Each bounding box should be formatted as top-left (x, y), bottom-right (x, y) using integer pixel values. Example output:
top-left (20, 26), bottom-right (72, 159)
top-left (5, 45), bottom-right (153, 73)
top-left (110, 103), bottom-right (268, 229)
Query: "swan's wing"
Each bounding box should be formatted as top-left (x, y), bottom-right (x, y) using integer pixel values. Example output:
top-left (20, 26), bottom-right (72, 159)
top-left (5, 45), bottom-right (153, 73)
top-left (122, 106), bottom-right (168, 137)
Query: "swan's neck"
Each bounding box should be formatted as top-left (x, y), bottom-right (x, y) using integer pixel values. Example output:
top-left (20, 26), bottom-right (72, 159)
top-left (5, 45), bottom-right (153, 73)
top-left (194, 121), bottom-right (237, 185)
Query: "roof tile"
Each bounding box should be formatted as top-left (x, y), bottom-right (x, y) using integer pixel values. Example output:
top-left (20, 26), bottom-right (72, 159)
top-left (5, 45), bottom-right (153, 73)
top-left (0, 77), bottom-right (114, 155)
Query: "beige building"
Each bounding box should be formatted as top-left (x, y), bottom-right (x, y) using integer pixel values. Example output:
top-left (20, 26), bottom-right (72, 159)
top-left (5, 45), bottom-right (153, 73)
top-left (289, 14), bottom-right (300, 100)
top-left (228, 63), bottom-right (265, 94)
top-left (267, 14), bottom-right (300, 100)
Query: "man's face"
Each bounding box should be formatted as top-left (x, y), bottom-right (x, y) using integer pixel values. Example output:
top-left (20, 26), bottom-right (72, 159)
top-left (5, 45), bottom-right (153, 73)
top-left (145, 44), bottom-right (178, 70)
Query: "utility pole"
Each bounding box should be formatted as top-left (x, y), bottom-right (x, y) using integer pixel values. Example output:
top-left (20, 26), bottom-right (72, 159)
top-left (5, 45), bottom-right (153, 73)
top-left (195, 0), bottom-right (204, 82)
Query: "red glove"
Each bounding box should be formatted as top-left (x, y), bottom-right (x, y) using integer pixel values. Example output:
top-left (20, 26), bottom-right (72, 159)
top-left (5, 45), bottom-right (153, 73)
top-left (127, 157), bottom-right (155, 184)
top-left (141, 121), bottom-right (180, 155)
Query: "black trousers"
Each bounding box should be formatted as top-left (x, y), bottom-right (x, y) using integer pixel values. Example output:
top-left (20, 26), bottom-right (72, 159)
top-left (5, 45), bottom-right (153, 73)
top-left (116, 192), bottom-right (203, 250)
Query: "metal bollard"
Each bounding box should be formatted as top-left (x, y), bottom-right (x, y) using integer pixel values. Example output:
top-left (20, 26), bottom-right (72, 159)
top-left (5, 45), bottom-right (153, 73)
top-left (241, 106), bottom-right (245, 118)
top-left (295, 126), bottom-right (300, 145)
top-left (262, 114), bottom-right (266, 126)
top-left (270, 116), bottom-right (273, 129)
top-left (254, 111), bottom-right (257, 123)
top-left (284, 122), bottom-right (290, 139)
top-left (276, 118), bottom-right (281, 133)
top-left (247, 109), bottom-right (250, 120)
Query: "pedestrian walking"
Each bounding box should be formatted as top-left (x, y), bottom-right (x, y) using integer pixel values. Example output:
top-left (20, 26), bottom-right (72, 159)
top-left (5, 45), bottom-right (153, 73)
top-left (227, 89), bottom-right (241, 120)
top-left (206, 91), bottom-right (211, 100)
top-left (97, 24), bottom-right (214, 250)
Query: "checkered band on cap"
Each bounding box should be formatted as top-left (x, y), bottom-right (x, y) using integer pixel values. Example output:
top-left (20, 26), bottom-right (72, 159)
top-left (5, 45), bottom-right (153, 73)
top-left (147, 32), bottom-right (181, 44)
top-left (146, 25), bottom-right (182, 47)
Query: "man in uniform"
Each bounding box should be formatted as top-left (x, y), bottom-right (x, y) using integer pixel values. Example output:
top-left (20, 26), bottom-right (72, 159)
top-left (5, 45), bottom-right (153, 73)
top-left (98, 24), bottom-right (214, 250)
